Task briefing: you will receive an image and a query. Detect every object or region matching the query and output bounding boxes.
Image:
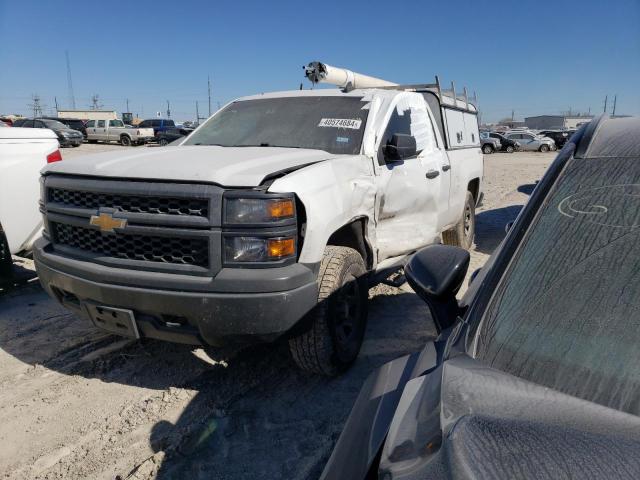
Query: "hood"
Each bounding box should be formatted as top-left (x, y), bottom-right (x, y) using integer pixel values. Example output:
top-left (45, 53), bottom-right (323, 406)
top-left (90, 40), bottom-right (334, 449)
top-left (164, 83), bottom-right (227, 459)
top-left (378, 354), bottom-right (640, 479)
top-left (43, 145), bottom-right (338, 186)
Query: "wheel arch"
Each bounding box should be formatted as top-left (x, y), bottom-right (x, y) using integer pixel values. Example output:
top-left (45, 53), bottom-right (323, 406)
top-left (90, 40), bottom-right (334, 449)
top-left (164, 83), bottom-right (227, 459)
top-left (326, 216), bottom-right (374, 270)
top-left (467, 177), bottom-right (480, 203)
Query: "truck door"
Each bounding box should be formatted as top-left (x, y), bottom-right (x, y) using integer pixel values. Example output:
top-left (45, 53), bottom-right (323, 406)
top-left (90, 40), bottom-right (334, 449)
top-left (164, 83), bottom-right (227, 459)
top-left (96, 120), bottom-right (107, 141)
top-left (374, 94), bottom-right (444, 260)
top-left (85, 120), bottom-right (95, 139)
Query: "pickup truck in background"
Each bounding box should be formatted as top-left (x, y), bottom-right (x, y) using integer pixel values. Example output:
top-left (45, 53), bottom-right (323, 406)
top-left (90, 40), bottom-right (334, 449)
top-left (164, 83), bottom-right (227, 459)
top-left (34, 62), bottom-right (483, 375)
top-left (0, 127), bottom-right (61, 277)
top-left (85, 119), bottom-right (154, 146)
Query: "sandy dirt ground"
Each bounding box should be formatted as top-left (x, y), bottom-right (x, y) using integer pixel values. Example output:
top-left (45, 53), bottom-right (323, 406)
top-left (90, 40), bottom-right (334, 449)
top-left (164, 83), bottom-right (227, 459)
top-left (0, 146), bottom-right (554, 480)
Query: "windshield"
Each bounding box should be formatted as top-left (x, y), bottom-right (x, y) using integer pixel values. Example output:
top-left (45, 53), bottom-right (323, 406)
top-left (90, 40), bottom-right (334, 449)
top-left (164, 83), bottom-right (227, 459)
top-left (42, 120), bottom-right (67, 129)
top-left (473, 154), bottom-right (640, 415)
top-left (184, 96), bottom-right (370, 155)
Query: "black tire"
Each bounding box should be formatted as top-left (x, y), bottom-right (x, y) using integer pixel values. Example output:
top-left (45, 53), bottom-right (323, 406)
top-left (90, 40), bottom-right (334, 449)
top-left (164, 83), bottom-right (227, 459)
top-left (0, 227), bottom-right (12, 280)
top-left (482, 144), bottom-right (494, 154)
top-left (159, 138), bottom-right (169, 146)
top-left (442, 191), bottom-right (476, 250)
top-left (505, 145), bottom-right (515, 153)
top-left (539, 144), bottom-right (550, 152)
top-left (288, 246), bottom-right (368, 376)
top-left (88, 139), bottom-right (97, 144)
top-left (120, 135), bottom-right (132, 147)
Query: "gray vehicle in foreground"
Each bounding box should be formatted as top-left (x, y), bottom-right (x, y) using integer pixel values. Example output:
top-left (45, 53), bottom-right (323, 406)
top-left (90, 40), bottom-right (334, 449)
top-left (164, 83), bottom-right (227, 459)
top-left (322, 115), bottom-right (640, 479)
top-left (505, 131), bottom-right (556, 151)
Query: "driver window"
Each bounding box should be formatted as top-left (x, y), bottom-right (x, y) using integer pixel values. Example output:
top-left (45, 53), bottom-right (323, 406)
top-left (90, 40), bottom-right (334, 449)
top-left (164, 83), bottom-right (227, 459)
top-left (97, 120), bottom-right (105, 128)
top-left (377, 109), bottom-right (412, 164)
top-left (86, 120), bottom-right (95, 127)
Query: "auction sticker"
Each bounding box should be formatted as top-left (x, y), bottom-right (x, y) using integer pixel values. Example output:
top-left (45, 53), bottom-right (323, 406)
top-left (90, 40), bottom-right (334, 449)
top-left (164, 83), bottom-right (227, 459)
top-left (318, 118), bottom-right (362, 129)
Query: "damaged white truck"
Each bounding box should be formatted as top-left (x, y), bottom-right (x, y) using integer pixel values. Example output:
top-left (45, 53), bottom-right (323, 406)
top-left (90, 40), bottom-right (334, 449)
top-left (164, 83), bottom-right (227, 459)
top-left (34, 62), bottom-right (483, 375)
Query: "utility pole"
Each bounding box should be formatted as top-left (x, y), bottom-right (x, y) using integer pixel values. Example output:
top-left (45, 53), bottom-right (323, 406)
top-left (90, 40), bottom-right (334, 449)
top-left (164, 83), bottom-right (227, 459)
top-left (603, 95), bottom-right (608, 113)
top-left (54, 96), bottom-right (59, 112)
top-left (166, 100), bottom-right (171, 118)
top-left (65, 50), bottom-right (76, 109)
top-left (208, 76), bottom-right (212, 117)
top-left (196, 101), bottom-right (199, 122)
top-left (29, 94), bottom-right (44, 117)
top-left (90, 94), bottom-right (102, 110)
top-left (588, 106), bottom-right (591, 115)
top-left (126, 98), bottom-right (130, 112)
top-left (511, 109), bottom-right (514, 122)
top-left (612, 95), bottom-right (617, 116)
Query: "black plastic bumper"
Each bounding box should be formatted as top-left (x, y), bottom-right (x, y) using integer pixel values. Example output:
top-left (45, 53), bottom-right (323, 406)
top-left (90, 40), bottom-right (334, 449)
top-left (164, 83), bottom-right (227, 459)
top-left (34, 238), bottom-right (319, 347)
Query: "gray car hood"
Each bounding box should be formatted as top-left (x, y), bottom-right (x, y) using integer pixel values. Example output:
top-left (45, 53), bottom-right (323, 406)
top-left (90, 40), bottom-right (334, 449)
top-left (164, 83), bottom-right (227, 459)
top-left (43, 145), bottom-right (338, 186)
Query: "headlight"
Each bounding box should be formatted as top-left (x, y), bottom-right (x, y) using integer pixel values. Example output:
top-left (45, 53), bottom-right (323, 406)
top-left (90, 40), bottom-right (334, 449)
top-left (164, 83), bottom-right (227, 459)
top-left (224, 195), bottom-right (295, 225)
top-left (224, 236), bottom-right (296, 263)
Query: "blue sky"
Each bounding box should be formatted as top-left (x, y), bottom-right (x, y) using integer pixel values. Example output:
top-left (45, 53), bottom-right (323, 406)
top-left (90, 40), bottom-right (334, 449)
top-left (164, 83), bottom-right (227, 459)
top-left (0, 0), bottom-right (638, 122)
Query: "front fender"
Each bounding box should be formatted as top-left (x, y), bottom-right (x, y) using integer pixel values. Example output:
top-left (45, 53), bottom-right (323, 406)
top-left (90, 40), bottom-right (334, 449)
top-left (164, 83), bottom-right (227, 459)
top-left (269, 156), bottom-right (376, 264)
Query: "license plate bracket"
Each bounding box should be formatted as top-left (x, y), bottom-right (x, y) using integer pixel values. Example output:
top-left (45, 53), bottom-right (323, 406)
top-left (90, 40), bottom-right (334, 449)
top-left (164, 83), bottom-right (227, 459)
top-left (84, 304), bottom-right (140, 339)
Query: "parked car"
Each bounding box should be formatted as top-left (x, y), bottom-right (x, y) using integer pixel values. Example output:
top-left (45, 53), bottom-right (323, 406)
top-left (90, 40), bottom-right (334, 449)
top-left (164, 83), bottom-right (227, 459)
top-left (12, 118), bottom-right (27, 127)
top-left (20, 118), bottom-right (83, 147)
top-left (538, 129), bottom-right (577, 149)
top-left (480, 133), bottom-right (501, 154)
top-left (488, 131), bottom-right (520, 152)
top-left (156, 127), bottom-right (193, 146)
top-left (41, 117), bottom-right (88, 139)
top-left (137, 118), bottom-right (176, 136)
top-left (321, 115), bottom-right (640, 480)
top-left (505, 131), bottom-right (556, 152)
top-left (85, 119), bottom-right (154, 146)
top-left (34, 65), bottom-right (484, 375)
top-left (0, 127), bottom-right (61, 277)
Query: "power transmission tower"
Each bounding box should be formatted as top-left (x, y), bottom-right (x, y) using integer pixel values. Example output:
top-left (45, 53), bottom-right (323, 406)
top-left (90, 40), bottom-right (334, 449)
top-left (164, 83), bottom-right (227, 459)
top-left (208, 76), bottom-right (212, 117)
top-left (90, 94), bottom-right (103, 110)
top-left (166, 100), bottom-right (171, 118)
top-left (28, 94), bottom-right (44, 117)
top-left (612, 95), bottom-right (617, 116)
top-left (65, 51), bottom-right (76, 109)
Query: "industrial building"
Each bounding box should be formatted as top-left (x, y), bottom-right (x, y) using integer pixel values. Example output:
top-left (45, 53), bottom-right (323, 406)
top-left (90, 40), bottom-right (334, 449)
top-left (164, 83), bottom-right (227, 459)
top-left (525, 115), bottom-right (593, 130)
top-left (57, 110), bottom-right (118, 121)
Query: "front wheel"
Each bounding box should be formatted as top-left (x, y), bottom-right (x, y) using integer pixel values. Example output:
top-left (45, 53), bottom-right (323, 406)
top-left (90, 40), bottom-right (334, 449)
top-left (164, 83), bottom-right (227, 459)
top-left (442, 191), bottom-right (476, 250)
top-left (505, 145), bottom-right (515, 153)
top-left (288, 246), bottom-right (368, 376)
top-left (539, 144), bottom-right (550, 152)
top-left (0, 226), bottom-right (12, 280)
top-left (482, 144), bottom-right (494, 154)
top-left (120, 135), bottom-right (132, 147)
top-left (159, 138), bottom-right (169, 146)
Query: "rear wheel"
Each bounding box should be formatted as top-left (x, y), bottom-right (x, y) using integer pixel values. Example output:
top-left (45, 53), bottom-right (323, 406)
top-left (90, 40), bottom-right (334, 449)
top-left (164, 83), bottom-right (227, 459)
top-left (120, 135), bottom-right (132, 147)
top-left (482, 144), bottom-right (494, 154)
top-left (539, 144), bottom-right (550, 152)
top-left (159, 138), bottom-right (169, 146)
top-left (88, 139), bottom-right (97, 144)
top-left (442, 191), bottom-right (476, 250)
top-left (505, 145), bottom-right (515, 153)
top-left (288, 246), bottom-right (368, 376)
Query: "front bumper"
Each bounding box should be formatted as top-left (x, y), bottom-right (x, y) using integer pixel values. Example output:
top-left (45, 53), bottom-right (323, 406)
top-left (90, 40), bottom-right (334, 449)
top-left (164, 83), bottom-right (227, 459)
top-left (34, 237), bottom-right (319, 347)
top-left (59, 137), bottom-right (83, 147)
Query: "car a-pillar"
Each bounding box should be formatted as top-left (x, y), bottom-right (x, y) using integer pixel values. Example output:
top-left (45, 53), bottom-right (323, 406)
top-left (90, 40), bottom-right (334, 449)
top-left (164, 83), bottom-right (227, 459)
top-left (288, 218), bottom-right (372, 375)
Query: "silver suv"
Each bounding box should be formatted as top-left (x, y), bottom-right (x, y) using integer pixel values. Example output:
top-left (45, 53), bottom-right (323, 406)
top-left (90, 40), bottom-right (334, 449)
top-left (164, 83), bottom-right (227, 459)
top-left (505, 132), bottom-right (556, 152)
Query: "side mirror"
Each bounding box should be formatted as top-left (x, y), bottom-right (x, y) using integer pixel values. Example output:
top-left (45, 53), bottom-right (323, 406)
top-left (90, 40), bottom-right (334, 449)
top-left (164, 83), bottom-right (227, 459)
top-left (405, 245), bottom-right (470, 333)
top-left (385, 134), bottom-right (417, 161)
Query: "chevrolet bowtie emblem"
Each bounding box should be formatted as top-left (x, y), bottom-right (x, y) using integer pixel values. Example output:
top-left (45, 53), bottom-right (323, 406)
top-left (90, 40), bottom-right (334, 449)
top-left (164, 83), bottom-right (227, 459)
top-left (89, 213), bottom-right (127, 232)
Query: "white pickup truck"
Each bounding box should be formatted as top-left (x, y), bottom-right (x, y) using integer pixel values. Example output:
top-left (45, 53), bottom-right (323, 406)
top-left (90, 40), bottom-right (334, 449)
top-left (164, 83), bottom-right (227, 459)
top-left (34, 63), bottom-right (483, 374)
top-left (0, 127), bottom-right (61, 277)
top-left (85, 119), bottom-right (154, 146)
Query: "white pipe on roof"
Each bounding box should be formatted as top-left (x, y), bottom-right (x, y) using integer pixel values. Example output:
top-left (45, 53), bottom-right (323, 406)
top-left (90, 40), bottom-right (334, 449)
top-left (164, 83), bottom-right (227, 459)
top-left (304, 61), bottom-right (397, 89)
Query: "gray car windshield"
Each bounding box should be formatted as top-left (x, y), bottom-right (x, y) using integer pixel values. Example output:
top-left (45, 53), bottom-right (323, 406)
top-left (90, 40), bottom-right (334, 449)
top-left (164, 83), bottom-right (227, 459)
top-left (184, 96), bottom-right (369, 155)
top-left (474, 154), bottom-right (640, 415)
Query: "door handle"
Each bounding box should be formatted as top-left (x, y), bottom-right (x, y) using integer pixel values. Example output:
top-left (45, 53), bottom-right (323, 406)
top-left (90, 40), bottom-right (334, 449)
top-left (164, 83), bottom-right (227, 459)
top-left (442, 165), bottom-right (451, 172)
top-left (425, 170), bottom-right (440, 179)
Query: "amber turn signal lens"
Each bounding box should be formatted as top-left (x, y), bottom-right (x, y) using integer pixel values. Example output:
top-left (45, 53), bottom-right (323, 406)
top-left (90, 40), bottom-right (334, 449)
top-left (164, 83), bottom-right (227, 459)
top-left (267, 199), bottom-right (294, 219)
top-left (267, 238), bottom-right (295, 258)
